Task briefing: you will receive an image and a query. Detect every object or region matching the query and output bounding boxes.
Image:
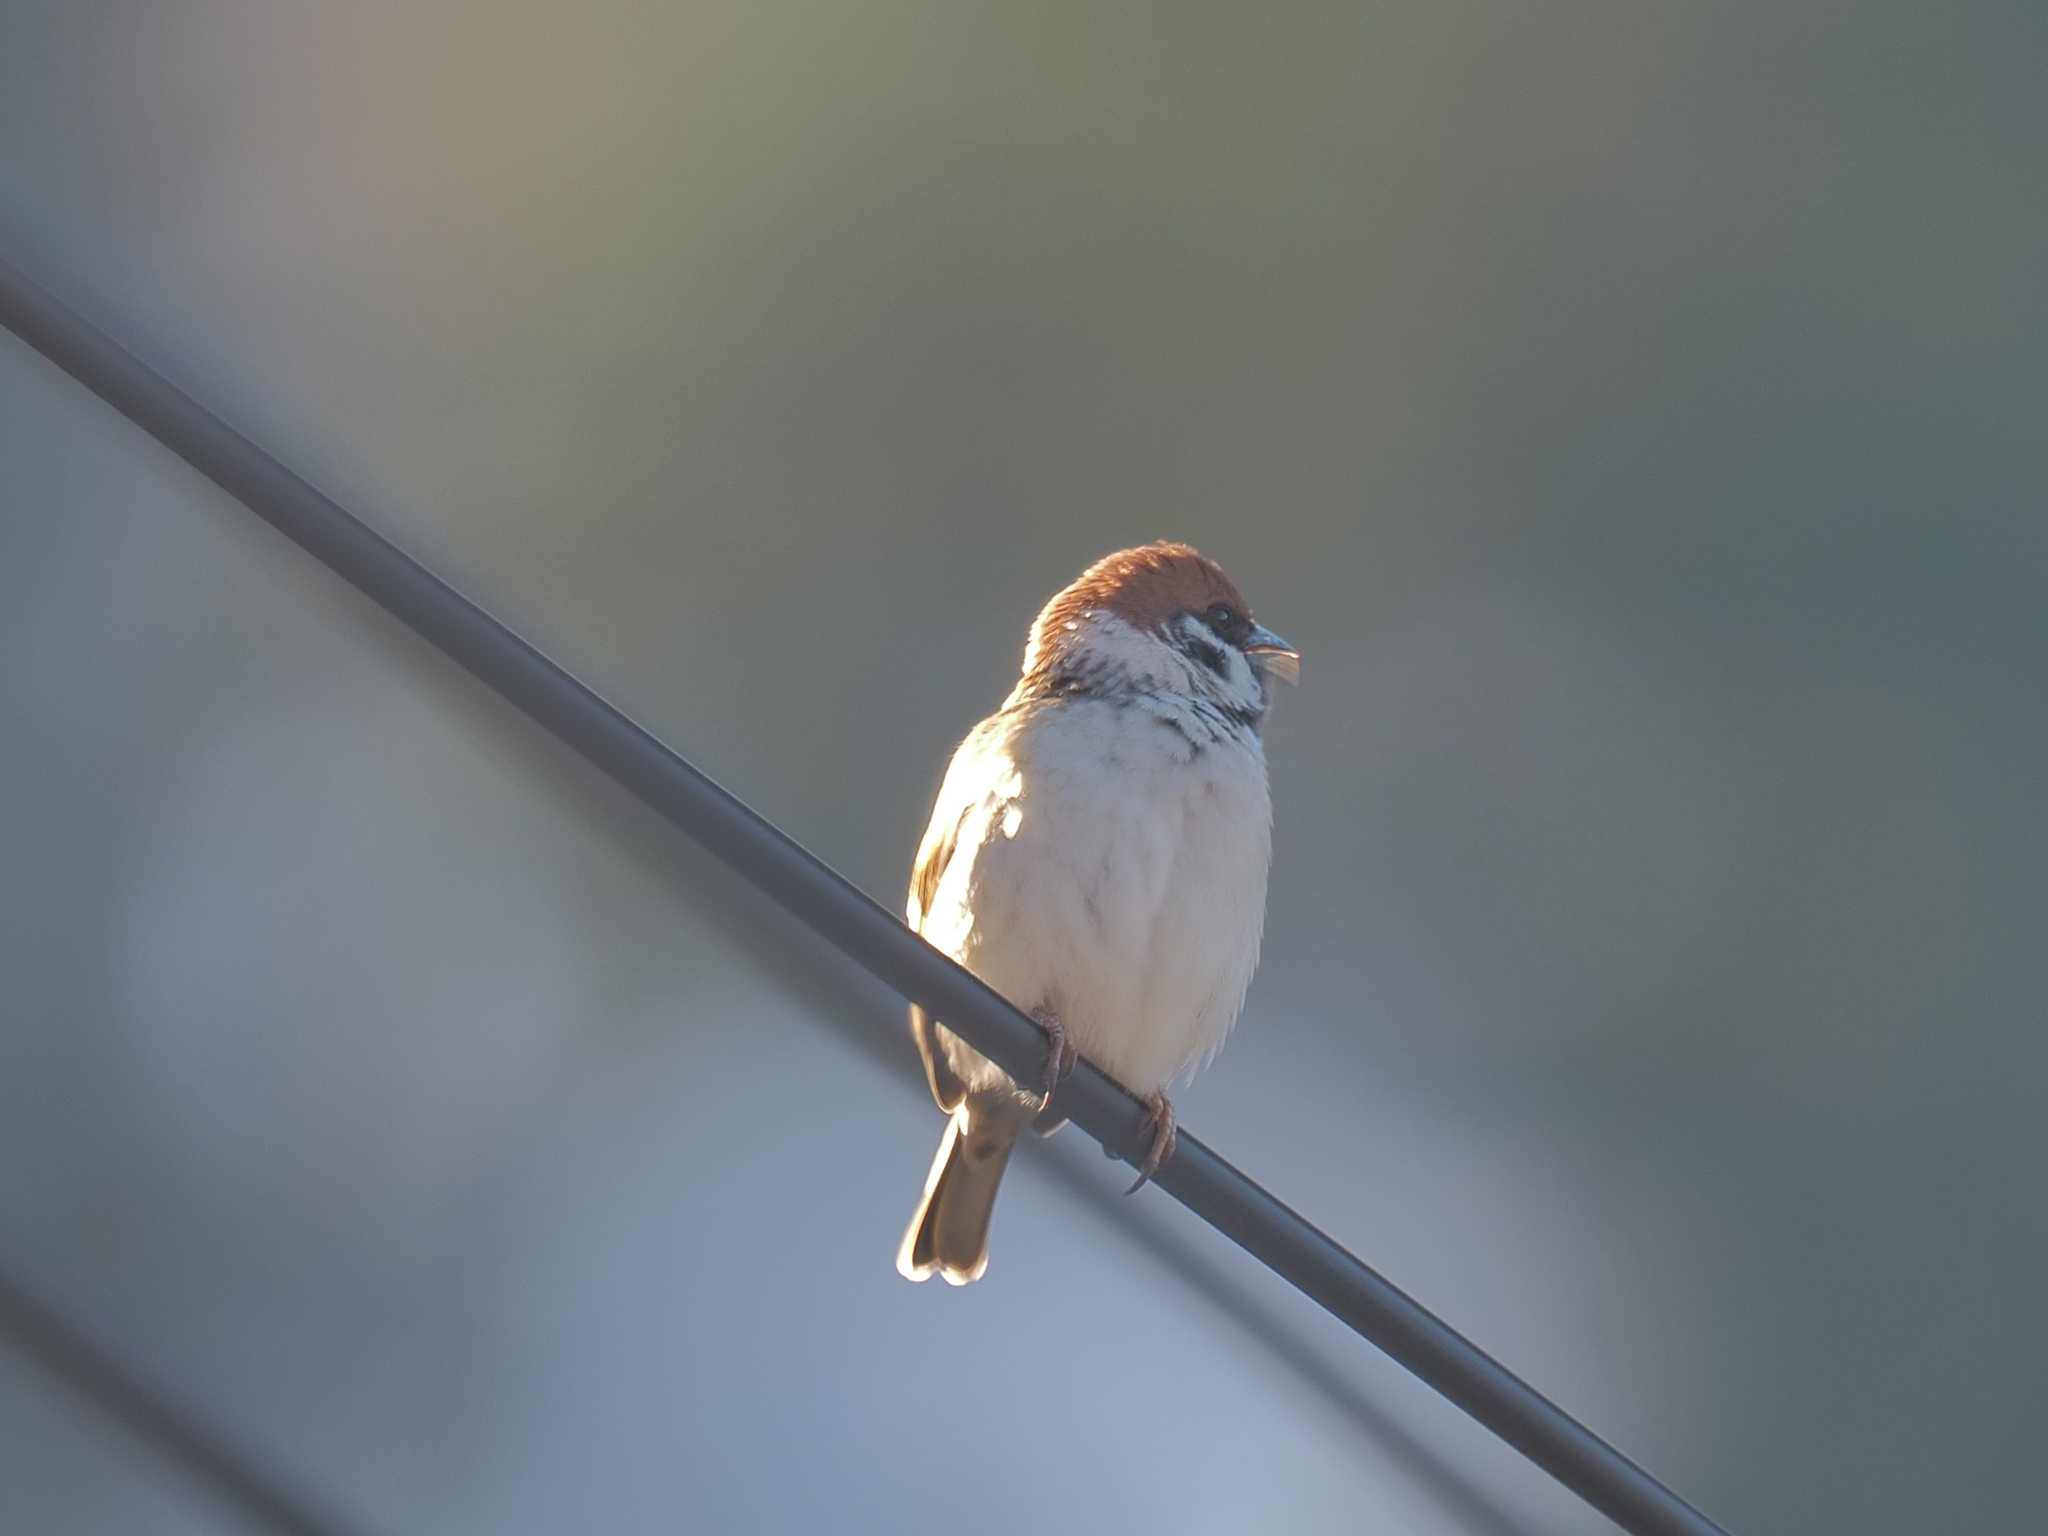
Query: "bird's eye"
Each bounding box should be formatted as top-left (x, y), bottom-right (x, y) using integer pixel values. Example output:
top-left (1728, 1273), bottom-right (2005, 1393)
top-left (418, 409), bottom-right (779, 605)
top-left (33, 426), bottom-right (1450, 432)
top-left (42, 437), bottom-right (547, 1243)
top-left (1206, 604), bottom-right (1240, 634)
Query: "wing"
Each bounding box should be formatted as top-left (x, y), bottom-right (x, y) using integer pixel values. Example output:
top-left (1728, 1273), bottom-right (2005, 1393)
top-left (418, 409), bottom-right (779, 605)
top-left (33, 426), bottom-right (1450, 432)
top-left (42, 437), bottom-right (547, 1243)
top-left (904, 719), bottom-right (1015, 1114)
top-left (908, 834), bottom-right (970, 1113)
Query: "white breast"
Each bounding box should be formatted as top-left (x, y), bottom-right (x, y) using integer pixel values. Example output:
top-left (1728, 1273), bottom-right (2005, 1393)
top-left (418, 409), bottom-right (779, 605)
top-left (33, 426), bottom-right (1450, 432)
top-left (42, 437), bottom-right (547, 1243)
top-left (912, 695), bottom-right (1272, 1096)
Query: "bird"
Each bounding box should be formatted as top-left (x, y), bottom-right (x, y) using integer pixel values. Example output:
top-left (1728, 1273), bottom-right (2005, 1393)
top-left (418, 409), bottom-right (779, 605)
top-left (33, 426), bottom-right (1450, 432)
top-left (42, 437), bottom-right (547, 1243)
top-left (897, 541), bottom-right (1299, 1285)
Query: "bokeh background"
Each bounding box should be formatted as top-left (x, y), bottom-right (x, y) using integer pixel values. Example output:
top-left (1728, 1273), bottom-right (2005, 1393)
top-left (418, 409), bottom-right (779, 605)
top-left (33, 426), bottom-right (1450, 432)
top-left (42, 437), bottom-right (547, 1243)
top-left (4, 4), bottom-right (2044, 1533)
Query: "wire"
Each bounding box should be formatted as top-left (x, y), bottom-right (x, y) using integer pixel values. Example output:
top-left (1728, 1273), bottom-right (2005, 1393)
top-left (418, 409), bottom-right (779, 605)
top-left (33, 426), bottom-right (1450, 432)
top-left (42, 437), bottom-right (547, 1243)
top-left (1, 255), bottom-right (1733, 1536)
top-left (0, 1267), bottom-right (364, 1536)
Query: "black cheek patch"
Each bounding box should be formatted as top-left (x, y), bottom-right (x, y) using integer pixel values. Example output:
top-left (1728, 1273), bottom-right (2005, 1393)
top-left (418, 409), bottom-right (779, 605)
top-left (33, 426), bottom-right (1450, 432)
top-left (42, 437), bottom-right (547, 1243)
top-left (1186, 636), bottom-right (1231, 679)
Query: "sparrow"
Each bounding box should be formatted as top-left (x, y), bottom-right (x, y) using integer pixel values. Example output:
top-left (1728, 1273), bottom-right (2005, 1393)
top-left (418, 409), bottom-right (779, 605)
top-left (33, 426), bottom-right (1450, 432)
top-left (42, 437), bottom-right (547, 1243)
top-left (897, 542), bottom-right (1299, 1285)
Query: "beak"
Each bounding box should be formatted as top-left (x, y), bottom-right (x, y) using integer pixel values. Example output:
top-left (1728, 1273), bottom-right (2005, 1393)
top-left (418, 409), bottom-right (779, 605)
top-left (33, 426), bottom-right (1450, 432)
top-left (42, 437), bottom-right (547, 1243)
top-left (1243, 623), bottom-right (1301, 687)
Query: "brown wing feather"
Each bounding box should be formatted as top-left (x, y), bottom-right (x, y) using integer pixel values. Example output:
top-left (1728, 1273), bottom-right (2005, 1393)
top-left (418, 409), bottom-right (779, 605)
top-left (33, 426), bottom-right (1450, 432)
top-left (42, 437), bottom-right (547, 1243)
top-left (911, 1004), bottom-right (967, 1113)
top-left (907, 801), bottom-right (971, 1113)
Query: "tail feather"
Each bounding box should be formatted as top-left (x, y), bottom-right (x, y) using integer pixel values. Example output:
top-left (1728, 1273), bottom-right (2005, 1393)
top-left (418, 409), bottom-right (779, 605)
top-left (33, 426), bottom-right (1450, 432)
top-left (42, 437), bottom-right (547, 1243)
top-left (897, 1102), bottom-right (1023, 1285)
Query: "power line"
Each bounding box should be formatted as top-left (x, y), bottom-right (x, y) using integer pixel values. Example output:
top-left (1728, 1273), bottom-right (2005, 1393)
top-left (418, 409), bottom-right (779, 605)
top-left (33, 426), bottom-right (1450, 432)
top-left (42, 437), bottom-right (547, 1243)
top-left (0, 1267), bottom-right (364, 1536)
top-left (1, 255), bottom-right (1732, 1536)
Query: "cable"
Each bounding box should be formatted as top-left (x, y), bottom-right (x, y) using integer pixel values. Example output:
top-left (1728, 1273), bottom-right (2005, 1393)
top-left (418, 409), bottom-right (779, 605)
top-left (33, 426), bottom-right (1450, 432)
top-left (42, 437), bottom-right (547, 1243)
top-left (0, 1267), bottom-right (364, 1536)
top-left (1, 255), bottom-right (1732, 1536)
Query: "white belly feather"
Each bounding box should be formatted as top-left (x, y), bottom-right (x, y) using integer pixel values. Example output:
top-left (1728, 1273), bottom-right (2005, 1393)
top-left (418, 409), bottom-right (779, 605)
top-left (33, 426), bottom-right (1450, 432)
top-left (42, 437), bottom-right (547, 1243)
top-left (911, 696), bottom-right (1272, 1096)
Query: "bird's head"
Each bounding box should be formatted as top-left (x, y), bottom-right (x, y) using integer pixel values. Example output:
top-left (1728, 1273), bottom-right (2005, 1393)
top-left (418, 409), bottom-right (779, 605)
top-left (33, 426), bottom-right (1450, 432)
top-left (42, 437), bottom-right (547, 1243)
top-left (1020, 542), bottom-right (1300, 728)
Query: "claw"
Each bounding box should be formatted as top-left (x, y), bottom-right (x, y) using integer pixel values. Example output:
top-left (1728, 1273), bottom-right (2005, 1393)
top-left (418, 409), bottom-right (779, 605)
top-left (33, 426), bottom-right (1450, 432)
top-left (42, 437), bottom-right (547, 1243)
top-left (1031, 1007), bottom-right (1076, 1112)
top-left (1123, 1093), bottom-right (1177, 1195)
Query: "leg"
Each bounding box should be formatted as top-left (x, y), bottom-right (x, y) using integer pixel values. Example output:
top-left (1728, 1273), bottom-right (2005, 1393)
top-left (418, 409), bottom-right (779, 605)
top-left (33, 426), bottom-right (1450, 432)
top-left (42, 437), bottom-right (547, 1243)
top-left (1123, 1092), bottom-right (1177, 1195)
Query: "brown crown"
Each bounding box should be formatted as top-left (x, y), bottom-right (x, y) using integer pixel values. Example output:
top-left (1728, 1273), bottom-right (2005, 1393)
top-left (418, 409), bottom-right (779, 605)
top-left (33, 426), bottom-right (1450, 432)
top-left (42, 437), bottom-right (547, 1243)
top-left (1024, 542), bottom-right (1251, 677)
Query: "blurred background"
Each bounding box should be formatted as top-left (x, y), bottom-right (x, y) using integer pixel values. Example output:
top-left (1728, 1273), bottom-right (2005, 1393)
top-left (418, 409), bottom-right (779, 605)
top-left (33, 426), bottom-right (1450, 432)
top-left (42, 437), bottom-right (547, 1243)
top-left (3, 3), bottom-right (2044, 1533)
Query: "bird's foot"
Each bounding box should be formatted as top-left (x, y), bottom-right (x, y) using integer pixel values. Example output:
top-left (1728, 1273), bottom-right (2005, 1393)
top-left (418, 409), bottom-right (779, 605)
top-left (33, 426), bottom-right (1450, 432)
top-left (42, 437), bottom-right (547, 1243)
top-left (1031, 1006), bottom-right (1077, 1112)
top-left (1123, 1092), bottom-right (1177, 1195)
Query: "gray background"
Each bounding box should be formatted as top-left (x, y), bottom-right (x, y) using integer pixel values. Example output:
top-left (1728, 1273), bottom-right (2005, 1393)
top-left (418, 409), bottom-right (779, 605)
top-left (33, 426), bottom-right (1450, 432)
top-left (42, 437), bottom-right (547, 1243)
top-left (3, 3), bottom-right (2044, 1533)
